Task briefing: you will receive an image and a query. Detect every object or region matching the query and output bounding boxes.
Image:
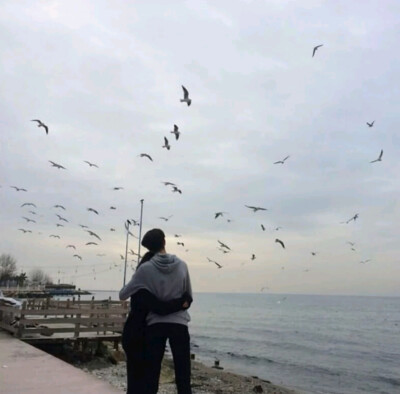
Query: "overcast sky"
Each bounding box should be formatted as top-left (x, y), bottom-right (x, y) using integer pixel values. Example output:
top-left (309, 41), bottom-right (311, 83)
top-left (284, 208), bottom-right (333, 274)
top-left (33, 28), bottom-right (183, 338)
top-left (1, 0), bottom-right (399, 296)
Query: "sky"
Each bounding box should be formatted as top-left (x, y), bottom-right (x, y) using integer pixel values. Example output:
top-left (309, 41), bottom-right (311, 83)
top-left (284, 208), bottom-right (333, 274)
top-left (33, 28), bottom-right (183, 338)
top-left (1, 0), bottom-right (399, 296)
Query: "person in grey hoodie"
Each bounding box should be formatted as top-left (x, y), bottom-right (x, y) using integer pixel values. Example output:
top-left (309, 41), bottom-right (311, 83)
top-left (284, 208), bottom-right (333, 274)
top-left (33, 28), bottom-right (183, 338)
top-left (120, 228), bottom-right (193, 394)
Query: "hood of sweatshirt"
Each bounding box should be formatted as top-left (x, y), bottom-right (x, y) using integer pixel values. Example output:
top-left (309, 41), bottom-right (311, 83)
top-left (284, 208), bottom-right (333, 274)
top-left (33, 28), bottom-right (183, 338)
top-left (151, 253), bottom-right (181, 274)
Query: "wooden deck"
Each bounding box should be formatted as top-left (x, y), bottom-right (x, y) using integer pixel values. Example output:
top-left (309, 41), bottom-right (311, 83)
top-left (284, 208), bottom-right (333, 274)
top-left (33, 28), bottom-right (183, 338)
top-left (0, 297), bottom-right (129, 346)
top-left (0, 330), bottom-right (122, 393)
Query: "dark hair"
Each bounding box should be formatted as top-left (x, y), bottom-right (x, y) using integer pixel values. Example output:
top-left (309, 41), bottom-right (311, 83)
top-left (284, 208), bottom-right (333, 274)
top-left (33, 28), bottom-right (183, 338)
top-left (137, 251), bottom-right (155, 267)
top-left (141, 228), bottom-right (165, 253)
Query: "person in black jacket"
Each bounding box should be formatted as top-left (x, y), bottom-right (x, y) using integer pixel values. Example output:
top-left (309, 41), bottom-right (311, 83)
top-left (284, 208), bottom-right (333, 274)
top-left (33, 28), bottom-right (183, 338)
top-left (122, 251), bottom-right (192, 394)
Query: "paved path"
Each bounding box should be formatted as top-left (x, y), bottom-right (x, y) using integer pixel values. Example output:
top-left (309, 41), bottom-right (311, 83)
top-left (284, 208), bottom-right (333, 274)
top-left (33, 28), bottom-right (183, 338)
top-left (0, 330), bottom-right (122, 393)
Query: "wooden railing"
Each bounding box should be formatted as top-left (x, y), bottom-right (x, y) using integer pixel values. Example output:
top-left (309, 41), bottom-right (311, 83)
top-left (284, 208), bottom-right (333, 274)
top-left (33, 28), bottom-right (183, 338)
top-left (0, 297), bottom-right (129, 340)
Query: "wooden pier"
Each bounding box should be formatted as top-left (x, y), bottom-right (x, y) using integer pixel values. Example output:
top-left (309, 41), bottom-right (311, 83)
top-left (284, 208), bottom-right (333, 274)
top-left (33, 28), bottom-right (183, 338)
top-left (0, 297), bottom-right (129, 347)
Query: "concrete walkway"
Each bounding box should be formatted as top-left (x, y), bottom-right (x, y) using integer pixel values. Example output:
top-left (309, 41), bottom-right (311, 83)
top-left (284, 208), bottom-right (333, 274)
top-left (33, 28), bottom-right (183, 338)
top-left (0, 330), bottom-right (122, 393)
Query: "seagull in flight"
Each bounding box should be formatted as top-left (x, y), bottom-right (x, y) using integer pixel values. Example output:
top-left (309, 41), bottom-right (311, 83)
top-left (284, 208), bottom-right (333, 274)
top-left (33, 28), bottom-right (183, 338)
top-left (83, 161), bottom-right (99, 168)
top-left (159, 215), bottom-right (173, 222)
top-left (79, 224), bottom-right (89, 229)
top-left (11, 186), bottom-right (27, 192)
top-left (275, 226), bottom-right (282, 231)
top-left (245, 205), bottom-right (267, 213)
top-left (31, 119), bottom-right (49, 134)
top-left (110, 228), bottom-right (116, 232)
top-left (86, 242), bottom-right (98, 246)
top-left (87, 208), bottom-right (99, 215)
top-left (274, 155), bottom-right (290, 165)
top-left (366, 121), bottom-right (375, 128)
top-left (56, 214), bottom-right (68, 222)
top-left (207, 258), bottom-right (222, 269)
top-left (113, 187), bottom-right (123, 190)
top-left (218, 240), bottom-right (231, 250)
top-left (18, 229), bottom-right (32, 233)
top-left (86, 230), bottom-right (101, 241)
top-left (110, 206), bottom-right (116, 210)
top-left (261, 224), bottom-right (265, 231)
top-left (177, 242), bottom-right (185, 247)
top-left (139, 153), bottom-right (153, 161)
top-left (275, 239), bottom-right (285, 249)
top-left (162, 181), bottom-right (176, 187)
top-left (172, 186), bottom-right (182, 194)
top-left (49, 235), bottom-right (61, 239)
top-left (312, 44), bottom-right (323, 57)
top-left (311, 252), bottom-right (317, 256)
top-left (251, 254), bottom-right (256, 261)
top-left (370, 149), bottom-right (383, 163)
top-left (162, 137), bottom-right (171, 150)
top-left (347, 241), bottom-right (355, 246)
top-left (66, 245), bottom-right (76, 249)
top-left (56, 224), bottom-right (64, 227)
top-left (360, 259), bottom-right (371, 264)
top-left (22, 217), bottom-right (36, 223)
top-left (21, 203), bottom-right (36, 208)
top-left (346, 213), bottom-right (359, 224)
top-left (170, 124), bottom-right (180, 140)
top-left (174, 234), bottom-right (181, 238)
top-left (54, 205), bottom-right (66, 210)
top-left (180, 85), bottom-right (191, 106)
top-left (215, 212), bottom-right (228, 219)
top-left (49, 161), bottom-right (66, 170)
top-left (73, 254), bottom-right (82, 260)
top-left (218, 247), bottom-right (230, 254)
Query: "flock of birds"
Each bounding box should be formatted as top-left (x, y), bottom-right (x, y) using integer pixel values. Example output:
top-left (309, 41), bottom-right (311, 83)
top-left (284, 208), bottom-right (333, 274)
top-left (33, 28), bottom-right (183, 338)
top-left (4, 44), bottom-right (385, 288)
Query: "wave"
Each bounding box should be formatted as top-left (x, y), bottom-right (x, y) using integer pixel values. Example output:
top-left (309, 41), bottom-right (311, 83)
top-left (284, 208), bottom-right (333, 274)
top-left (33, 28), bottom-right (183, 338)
top-left (373, 375), bottom-right (400, 387)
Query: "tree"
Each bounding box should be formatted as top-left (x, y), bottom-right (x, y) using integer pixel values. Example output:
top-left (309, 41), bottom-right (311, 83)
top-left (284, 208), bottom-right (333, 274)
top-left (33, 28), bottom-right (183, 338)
top-left (15, 272), bottom-right (28, 287)
top-left (0, 254), bottom-right (17, 282)
top-left (29, 269), bottom-right (53, 285)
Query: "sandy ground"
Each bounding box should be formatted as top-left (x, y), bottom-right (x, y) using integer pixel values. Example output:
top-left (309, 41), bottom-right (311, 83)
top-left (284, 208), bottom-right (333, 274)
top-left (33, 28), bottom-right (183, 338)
top-left (78, 355), bottom-right (298, 394)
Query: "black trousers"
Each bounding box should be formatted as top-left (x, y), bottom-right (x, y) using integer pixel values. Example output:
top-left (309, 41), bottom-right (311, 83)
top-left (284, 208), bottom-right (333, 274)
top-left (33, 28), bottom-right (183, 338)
top-left (144, 323), bottom-right (192, 394)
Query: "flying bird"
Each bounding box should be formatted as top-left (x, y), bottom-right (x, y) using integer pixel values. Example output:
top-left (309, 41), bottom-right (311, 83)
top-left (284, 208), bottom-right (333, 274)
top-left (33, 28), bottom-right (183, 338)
top-left (18, 229), bottom-right (32, 233)
top-left (139, 153), bottom-right (153, 161)
top-left (73, 254), bottom-right (82, 260)
top-left (162, 181), bottom-right (176, 187)
top-left (162, 137), bottom-right (171, 150)
top-left (218, 240), bottom-right (231, 250)
top-left (245, 205), bottom-right (267, 213)
top-left (215, 212), bottom-right (228, 219)
top-left (177, 242), bottom-right (185, 247)
top-left (170, 124), bottom-right (180, 140)
top-left (86, 230), bottom-right (101, 241)
top-left (49, 161), bottom-right (66, 170)
top-left (83, 161), bottom-right (99, 168)
top-left (261, 224), bottom-right (265, 231)
top-left (22, 217), bottom-right (36, 223)
top-left (11, 186), bottom-right (27, 192)
top-left (251, 254), bottom-right (256, 261)
top-left (110, 206), bottom-right (116, 210)
top-left (87, 208), bottom-right (99, 215)
top-left (21, 203), bottom-right (36, 208)
top-left (180, 85), bottom-right (191, 106)
top-left (274, 155), bottom-right (290, 165)
top-left (110, 228), bottom-right (116, 232)
top-left (360, 259), bottom-right (371, 264)
top-left (346, 213), bottom-right (359, 224)
top-left (159, 216), bottom-right (173, 222)
top-left (85, 242), bottom-right (98, 246)
top-left (312, 44), bottom-right (323, 57)
top-left (347, 242), bottom-right (355, 246)
top-left (370, 149), bottom-right (383, 163)
top-left (54, 205), bottom-right (66, 210)
top-left (366, 121), bottom-right (375, 128)
top-left (311, 252), bottom-right (317, 256)
top-left (56, 214), bottom-right (68, 222)
top-left (218, 248), bottom-right (230, 254)
top-left (66, 245), bottom-right (76, 249)
top-left (275, 227), bottom-right (282, 231)
top-left (49, 235), bottom-right (60, 239)
top-left (120, 254), bottom-right (124, 260)
top-left (113, 187), bottom-right (124, 190)
top-left (172, 186), bottom-right (182, 194)
top-left (207, 258), bottom-right (222, 269)
top-left (31, 119), bottom-right (49, 134)
top-left (275, 239), bottom-right (285, 249)
top-left (174, 234), bottom-right (181, 238)
top-left (56, 224), bottom-right (64, 227)
top-left (79, 224), bottom-right (89, 229)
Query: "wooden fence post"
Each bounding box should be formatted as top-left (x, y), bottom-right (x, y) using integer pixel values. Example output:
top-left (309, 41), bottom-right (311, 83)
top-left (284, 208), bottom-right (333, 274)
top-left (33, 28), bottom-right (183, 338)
top-left (17, 301), bottom-right (27, 338)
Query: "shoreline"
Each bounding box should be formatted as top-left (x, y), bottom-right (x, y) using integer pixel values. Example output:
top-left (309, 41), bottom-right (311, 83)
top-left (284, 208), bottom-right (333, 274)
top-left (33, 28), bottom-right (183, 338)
top-left (76, 354), bottom-right (299, 394)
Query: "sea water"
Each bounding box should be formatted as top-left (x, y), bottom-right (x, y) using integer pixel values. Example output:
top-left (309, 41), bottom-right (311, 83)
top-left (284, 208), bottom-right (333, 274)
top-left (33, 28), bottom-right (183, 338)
top-left (88, 291), bottom-right (400, 394)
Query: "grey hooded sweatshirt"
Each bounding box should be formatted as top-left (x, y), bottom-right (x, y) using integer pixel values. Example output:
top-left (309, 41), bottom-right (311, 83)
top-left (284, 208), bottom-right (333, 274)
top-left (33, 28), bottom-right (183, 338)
top-left (119, 253), bottom-right (192, 326)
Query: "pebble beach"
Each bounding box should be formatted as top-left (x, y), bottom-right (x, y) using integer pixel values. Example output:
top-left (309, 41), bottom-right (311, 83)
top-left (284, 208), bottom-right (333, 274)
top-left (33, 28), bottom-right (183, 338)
top-left (78, 356), bottom-right (298, 394)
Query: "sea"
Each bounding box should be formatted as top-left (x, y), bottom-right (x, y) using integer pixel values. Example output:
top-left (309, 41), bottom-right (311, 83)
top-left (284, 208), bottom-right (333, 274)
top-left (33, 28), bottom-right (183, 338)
top-left (85, 291), bottom-right (400, 394)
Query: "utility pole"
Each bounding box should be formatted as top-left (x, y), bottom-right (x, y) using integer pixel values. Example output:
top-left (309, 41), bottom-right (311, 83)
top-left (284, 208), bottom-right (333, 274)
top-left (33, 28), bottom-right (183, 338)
top-left (137, 199), bottom-right (144, 266)
top-left (123, 219), bottom-right (131, 287)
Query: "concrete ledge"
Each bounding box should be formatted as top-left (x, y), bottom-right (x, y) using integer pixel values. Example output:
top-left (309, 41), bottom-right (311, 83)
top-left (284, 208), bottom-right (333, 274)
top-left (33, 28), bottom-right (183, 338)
top-left (0, 330), bottom-right (121, 393)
